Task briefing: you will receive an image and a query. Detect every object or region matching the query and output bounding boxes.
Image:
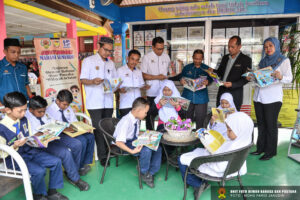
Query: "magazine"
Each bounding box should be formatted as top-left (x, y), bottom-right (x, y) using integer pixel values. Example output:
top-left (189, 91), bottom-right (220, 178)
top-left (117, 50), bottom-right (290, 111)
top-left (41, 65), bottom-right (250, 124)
top-left (64, 121), bottom-right (95, 138)
top-left (26, 121), bottom-right (68, 148)
top-left (203, 69), bottom-right (224, 87)
top-left (162, 96), bottom-right (191, 111)
top-left (211, 107), bottom-right (236, 123)
top-left (195, 128), bottom-right (226, 154)
top-left (122, 84), bottom-right (145, 92)
top-left (103, 78), bottom-right (123, 93)
top-left (168, 60), bottom-right (183, 77)
top-left (132, 130), bottom-right (163, 151)
top-left (183, 76), bottom-right (207, 92)
top-left (242, 66), bottom-right (276, 87)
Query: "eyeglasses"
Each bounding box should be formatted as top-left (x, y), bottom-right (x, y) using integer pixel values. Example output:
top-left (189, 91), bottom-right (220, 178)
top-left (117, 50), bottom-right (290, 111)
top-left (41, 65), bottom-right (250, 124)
top-left (102, 47), bottom-right (114, 53)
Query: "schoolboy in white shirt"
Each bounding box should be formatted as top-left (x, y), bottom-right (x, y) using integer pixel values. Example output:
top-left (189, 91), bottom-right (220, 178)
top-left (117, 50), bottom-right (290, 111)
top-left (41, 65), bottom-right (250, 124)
top-left (80, 36), bottom-right (116, 166)
top-left (113, 97), bottom-right (162, 188)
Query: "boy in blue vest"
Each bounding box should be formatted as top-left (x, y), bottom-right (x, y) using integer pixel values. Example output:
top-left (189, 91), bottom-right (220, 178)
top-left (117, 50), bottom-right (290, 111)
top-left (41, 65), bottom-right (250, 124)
top-left (46, 89), bottom-right (95, 174)
top-left (113, 97), bottom-right (162, 188)
top-left (0, 92), bottom-right (67, 200)
top-left (26, 96), bottom-right (89, 191)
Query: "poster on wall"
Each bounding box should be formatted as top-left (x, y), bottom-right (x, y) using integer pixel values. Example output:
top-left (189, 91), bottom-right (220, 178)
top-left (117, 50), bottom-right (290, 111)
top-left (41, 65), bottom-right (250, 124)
top-left (211, 46), bottom-right (225, 69)
top-left (269, 26), bottom-right (279, 38)
top-left (171, 51), bottom-right (187, 64)
top-left (241, 45), bottom-right (252, 58)
top-left (134, 46), bottom-right (145, 58)
top-left (171, 27), bottom-right (187, 50)
top-left (156, 29), bottom-right (167, 45)
top-left (212, 28), bottom-right (226, 45)
top-left (239, 27), bottom-right (252, 44)
top-left (188, 26), bottom-right (205, 51)
top-left (145, 30), bottom-right (155, 46)
top-left (34, 38), bottom-right (82, 112)
top-left (134, 31), bottom-right (144, 46)
top-left (253, 26), bottom-right (264, 44)
top-left (226, 28), bottom-right (239, 40)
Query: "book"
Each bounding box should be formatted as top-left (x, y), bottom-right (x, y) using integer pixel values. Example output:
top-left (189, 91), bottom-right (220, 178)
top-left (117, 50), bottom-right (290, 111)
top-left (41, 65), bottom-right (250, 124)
top-left (132, 130), bottom-right (163, 151)
top-left (103, 78), bottom-right (123, 93)
top-left (26, 121), bottom-right (68, 148)
top-left (162, 96), bottom-right (191, 111)
top-left (195, 128), bottom-right (226, 154)
top-left (63, 121), bottom-right (95, 138)
top-left (122, 84), bottom-right (145, 92)
top-left (211, 107), bottom-right (236, 123)
top-left (183, 76), bottom-right (207, 92)
top-left (168, 60), bottom-right (182, 77)
top-left (203, 69), bottom-right (224, 87)
top-left (242, 66), bottom-right (276, 87)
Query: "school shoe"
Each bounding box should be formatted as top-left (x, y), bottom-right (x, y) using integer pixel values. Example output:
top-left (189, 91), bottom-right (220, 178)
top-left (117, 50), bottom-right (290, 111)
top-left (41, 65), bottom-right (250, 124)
top-left (33, 194), bottom-right (47, 200)
top-left (259, 154), bottom-right (274, 161)
top-left (193, 181), bottom-right (210, 200)
top-left (67, 178), bottom-right (90, 191)
top-left (47, 192), bottom-right (69, 200)
top-left (141, 173), bottom-right (154, 188)
top-left (250, 151), bottom-right (263, 155)
top-left (79, 165), bottom-right (91, 176)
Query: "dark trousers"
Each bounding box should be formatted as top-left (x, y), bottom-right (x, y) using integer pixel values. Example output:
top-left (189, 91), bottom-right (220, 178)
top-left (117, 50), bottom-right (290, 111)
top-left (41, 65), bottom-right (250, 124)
top-left (254, 101), bottom-right (282, 157)
top-left (119, 108), bottom-right (131, 118)
top-left (88, 108), bottom-right (113, 160)
top-left (146, 96), bottom-right (158, 130)
top-left (178, 157), bottom-right (203, 188)
top-left (185, 103), bottom-right (208, 129)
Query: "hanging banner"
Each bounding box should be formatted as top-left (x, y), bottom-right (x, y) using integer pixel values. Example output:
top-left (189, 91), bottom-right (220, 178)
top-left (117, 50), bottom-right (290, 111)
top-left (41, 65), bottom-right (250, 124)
top-left (146, 0), bottom-right (285, 20)
top-left (34, 38), bottom-right (82, 112)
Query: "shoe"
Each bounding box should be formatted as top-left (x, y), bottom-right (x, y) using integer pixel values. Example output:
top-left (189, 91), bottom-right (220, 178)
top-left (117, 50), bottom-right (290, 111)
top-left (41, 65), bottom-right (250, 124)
top-left (100, 158), bottom-right (110, 167)
top-left (141, 173), bottom-right (154, 188)
top-left (259, 155), bottom-right (273, 161)
top-left (250, 151), bottom-right (263, 155)
top-left (79, 165), bottom-right (91, 176)
top-left (193, 182), bottom-right (210, 200)
top-left (67, 178), bottom-right (90, 191)
top-left (33, 194), bottom-right (47, 200)
top-left (47, 192), bottom-right (69, 200)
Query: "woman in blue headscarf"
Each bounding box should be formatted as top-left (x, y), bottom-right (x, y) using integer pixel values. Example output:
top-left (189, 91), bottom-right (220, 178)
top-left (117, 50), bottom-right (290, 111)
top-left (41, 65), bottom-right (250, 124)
top-left (250, 37), bottom-right (292, 160)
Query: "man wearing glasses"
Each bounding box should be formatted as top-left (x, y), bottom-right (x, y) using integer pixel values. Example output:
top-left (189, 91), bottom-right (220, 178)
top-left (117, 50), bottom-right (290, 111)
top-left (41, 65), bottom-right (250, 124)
top-left (141, 37), bottom-right (170, 130)
top-left (80, 37), bottom-right (117, 167)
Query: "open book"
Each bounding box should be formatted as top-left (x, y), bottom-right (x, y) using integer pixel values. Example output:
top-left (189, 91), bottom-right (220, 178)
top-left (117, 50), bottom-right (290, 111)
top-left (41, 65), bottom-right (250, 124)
top-left (103, 78), bottom-right (123, 93)
top-left (203, 69), bottom-right (224, 87)
top-left (211, 107), bottom-right (236, 123)
top-left (162, 96), bottom-right (191, 111)
top-left (132, 130), bottom-right (163, 151)
top-left (26, 121), bottom-right (68, 148)
top-left (183, 76), bottom-right (207, 92)
top-left (195, 128), bottom-right (226, 154)
top-left (63, 121), bottom-right (95, 138)
top-left (242, 66), bottom-right (276, 87)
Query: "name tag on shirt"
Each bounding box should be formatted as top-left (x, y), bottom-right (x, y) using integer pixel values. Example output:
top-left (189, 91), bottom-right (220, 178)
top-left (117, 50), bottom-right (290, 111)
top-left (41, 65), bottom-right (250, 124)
top-left (234, 64), bottom-right (241, 68)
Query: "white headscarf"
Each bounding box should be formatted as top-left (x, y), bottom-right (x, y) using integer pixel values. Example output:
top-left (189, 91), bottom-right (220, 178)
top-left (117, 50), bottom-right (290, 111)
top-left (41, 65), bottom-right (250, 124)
top-left (154, 80), bottom-right (181, 123)
top-left (217, 92), bottom-right (237, 111)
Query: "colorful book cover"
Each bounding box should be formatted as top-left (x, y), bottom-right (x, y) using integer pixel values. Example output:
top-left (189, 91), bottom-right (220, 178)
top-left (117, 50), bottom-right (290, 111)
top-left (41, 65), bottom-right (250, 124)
top-left (211, 107), bottom-right (235, 123)
top-left (103, 78), bottom-right (123, 93)
top-left (203, 69), bottom-right (224, 87)
top-left (195, 128), bottom-right (226, 154)
top-left (63, 121), bottom-right (95, 138)
top-left (242, 67), bottom-right (276, 87)
top-left (132, 130), bottom-right (163, 151)
top-left (183, 76), bottom-right (207, 92)
top-left (162, 96), bottom-right (191, 111)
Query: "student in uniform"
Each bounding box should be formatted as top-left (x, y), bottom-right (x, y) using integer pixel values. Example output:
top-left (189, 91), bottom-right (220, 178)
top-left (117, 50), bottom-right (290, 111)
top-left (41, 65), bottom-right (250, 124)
top-left (0, 92), bottom-right (67, 200)
top-left (113, 97), bottom-right (162, 188)
top-left (117, 49), bottom-right (148, 118)
top-left (141, 37), bottom-right (170, 130)
top-left (80, 36), bottom-right (117, 166)
top-left (46, 90), bottom-right (95, 174)
top-left (178, 112), bottom-right (253, 200)
top-left (26, 96), bottom-right (89, 191)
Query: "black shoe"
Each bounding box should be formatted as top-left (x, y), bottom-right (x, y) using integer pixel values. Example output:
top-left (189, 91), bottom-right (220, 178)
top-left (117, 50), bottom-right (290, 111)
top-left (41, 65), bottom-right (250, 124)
top-left (100, 158), bottom-right (110, 167)
top-left (67, 178), bottom-right (90, 191)
top-left (79, 165), bottom-right (91, 176)
top-left (47, 192), bottom-right (69, 200)
top-left (33, 194), bottom-right (47, 200)
top-left (193, 182), bottom-right (210, 200)
top-left (259, 154), bottom-right (273, 161)
top-left (141, 173), bottom-right (154, 188)
top-left (250, 151), bottom-right (263, 155)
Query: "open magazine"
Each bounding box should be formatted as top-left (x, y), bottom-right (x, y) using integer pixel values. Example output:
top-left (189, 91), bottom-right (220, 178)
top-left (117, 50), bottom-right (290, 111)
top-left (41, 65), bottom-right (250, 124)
top-left (64, 121), bottom-right (95, 138)
top-left (162, 96), bottom-right (191, 111)
top-left (103, 78), bottom-right (123, 93)
top-left (183, 76), bottom-right (207, 92)
top-left (26, 121), bottom-right (68, 148)
top-left (242, 66), bottom-right (276, 87)
top-left (168, 60), bottom-right (183, 77)
top-left (195, 128), bottom-right (226, 154)
top-left (211, 107), bottom-right (236, 123)
top-left (132, 130), bottom-right (163, 151)
top-left (203, 69), bottom-right (224, 87)
top-left (122, 84), bottom-right (145, 92)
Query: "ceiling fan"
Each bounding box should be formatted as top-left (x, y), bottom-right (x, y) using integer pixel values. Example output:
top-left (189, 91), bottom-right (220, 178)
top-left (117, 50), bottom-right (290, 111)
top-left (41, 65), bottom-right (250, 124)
top-left (100, 0), bottom-right (114, 6)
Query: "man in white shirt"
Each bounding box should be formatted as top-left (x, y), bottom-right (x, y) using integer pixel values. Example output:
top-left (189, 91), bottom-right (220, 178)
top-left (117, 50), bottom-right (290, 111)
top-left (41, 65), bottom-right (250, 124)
top-left (80, 37), bottom-right (117, 166)
top-left (141, 37), bottom-right (170, 130)
top-left (117, 49), bottom-right (148, 118)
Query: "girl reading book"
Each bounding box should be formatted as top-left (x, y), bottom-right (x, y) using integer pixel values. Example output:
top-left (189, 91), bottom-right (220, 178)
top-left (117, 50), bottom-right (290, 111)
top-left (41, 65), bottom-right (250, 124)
top-left (154, 80), bottom-right (182, 131)
top-left (178, 112), bottom-right (253, 199)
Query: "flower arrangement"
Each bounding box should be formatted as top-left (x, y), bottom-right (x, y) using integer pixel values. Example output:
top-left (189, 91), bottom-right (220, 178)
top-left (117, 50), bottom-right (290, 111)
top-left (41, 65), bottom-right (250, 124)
top-left (165, 117), bottom-right (192, 131)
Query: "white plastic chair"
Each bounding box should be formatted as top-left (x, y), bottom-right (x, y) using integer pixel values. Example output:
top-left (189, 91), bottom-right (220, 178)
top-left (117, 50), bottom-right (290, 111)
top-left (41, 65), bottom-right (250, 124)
top-left (0, 144), bottom-right (33, 200)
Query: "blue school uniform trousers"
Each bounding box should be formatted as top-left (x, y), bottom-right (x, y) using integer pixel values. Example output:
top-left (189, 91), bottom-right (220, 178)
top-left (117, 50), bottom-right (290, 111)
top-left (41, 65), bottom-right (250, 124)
top-left (0, 118), bottom-right (64, 195)
top-left (178, 157), bottom-right (204, 187)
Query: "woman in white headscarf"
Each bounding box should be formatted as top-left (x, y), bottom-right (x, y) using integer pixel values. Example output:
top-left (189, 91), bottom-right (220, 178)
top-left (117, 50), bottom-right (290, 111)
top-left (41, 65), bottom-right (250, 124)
top-left (154, 80), bottom-right (182, 131)
top-left (178, 112), bottom-right (253, 199)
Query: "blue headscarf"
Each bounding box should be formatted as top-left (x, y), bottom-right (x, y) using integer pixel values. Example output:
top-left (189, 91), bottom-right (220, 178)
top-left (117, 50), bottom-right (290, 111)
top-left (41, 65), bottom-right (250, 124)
top-left (258, 37), bottom-right (286, 70)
